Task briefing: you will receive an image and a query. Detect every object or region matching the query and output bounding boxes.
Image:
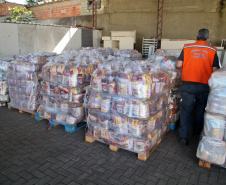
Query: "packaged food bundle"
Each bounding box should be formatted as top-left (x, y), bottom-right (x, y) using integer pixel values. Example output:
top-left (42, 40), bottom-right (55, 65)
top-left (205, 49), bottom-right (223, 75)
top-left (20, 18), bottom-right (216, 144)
top-left (42, 63), bottom-right (85, 87)
top-left (100, 129), bottom-right (115, 143)
top-left (87, 123), bottom-right (101, 139)
top-left (7, 53), bottom-right (52, 111)
top-left (88, 110), bottom-right (99, 124)
top-left (169, 110), bottom-right (180, 123)
top-left (127, 118), bottom-right (148, 137)
top-left (132, 72), bottom-right (152, 99)
top-left (206, 88), bottom-right (226, 115)
top-left (0, 94), bottom-right (9, 102)
top-left (89, 91), bottom-right (102, 109)
top-left (112, 96), bottom-right (126, 114)
top-left (0, 58), bottom-right (14, 104)
top-left (98, 112), bottom-right (113, 129)
top-left (123, 99), bottom-right (150, 119)
top-left (101, 94), bottom-right (112, 113)
top-left (112, 115), bottom-right (128, 134)
top-left (101, 70), bottom-right (118, 94)
top-left (91, 64), bottom-right (110, 91)
top-left (114, 50), bottom-right (142, 60)
top-left (83, 64), bottom-right (96, 82)
top-left (68, 66), bottom-right (85, 87)
top-left (197, 136), bottom-right (226, 167)
top-left (148, 70), bottom-right (170, 95)
top-left (160, 56), bottom-right (177, 69)
top-left (208, 65), bottom-right (226, 89)
top-left (10, 95), bottom-right (39, 111)
top-left (0, 58), bottom-right (13, 71)
top-left (117, 68), bottom-right (133, 96)
top-left (133, 134), bottom-right (154, 152)
top-left (204, 113), bottom-right (226, 140)
top-left (0, 81), bottom-right (8, 95)
top-left (114, 134), bottom-right (134, 149)
top-left (0, 70), bottom-right (6, 81)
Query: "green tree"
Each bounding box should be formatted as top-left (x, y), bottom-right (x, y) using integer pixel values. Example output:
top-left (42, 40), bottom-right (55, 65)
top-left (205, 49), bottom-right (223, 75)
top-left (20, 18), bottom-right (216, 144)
top-left (26, 0), bottom-right (46, 6)
top-left (8, 6), bottom-right (36, 22)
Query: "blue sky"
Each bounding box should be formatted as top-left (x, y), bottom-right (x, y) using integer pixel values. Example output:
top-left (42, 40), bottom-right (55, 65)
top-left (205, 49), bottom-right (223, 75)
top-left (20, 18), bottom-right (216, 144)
top-left (7, 0), bottom-right (27, 4)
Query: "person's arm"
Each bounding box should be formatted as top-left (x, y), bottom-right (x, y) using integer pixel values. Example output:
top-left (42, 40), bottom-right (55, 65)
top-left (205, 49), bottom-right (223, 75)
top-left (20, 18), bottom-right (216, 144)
top-left (177, 49), bottom-right (184, 68)
top-left (212, 67), bottom-right (218, 72)
top-left (212, 53), bottom-right (220, 72)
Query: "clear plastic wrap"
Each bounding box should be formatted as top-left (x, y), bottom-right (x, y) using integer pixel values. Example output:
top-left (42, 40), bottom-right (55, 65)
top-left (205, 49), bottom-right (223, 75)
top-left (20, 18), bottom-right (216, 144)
top-left (0, 58), bottom-right (14, 105)
top-left (206, 88), bottom-right (226, 115)
top-left (37, 105), bottom-right (84, 125)
top-left (37, 50), bottom-right (102, 126)
top-left (208, 65), bottom-right (226, 89)
top-left (197, 65), bottom-right (226, 168)
top-left (7, 53), bottom-right (53, 111)
top-left (90, 64), bottom-right (170, 99)
top-left (87, 118), bottom-right (169, 154)
top-left (204, 113), bottom-right (226, 140)
top-left (197, 136), bottom-right (226, 167)
top-left (114, 50), bottom-right (142, 60)
top-left (41, 63), bottom-right (85, 87)
top-left (87, 59), bottom-right (171, 154)
top-left (88, 90), bottom-right (168, 120)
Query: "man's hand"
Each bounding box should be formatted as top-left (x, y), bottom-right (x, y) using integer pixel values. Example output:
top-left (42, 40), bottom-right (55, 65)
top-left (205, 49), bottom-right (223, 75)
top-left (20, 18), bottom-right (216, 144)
top-left (212, 67), bottom-right (219, 72)
top-left (176, 60), bottom-right (183, 68)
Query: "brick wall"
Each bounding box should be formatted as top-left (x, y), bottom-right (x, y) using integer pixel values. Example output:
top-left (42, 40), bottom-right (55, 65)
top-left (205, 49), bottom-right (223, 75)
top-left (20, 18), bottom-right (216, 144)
top-left (29, 0), bottom-right (81, 20)
top-left (32, 7), bottom-right (51, 20)
top-left (51, 3), bottom-right (81, 19)
top-left (0, 2), bottom-right (23, 16)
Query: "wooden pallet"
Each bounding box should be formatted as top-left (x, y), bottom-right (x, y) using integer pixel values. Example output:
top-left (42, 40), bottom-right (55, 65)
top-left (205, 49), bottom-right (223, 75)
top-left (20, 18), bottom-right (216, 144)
top-left (47, 120), bottom-right (87, 133)
top-left (8, 104), bottom-right (35, 118)
top-left (85, 129), bottom-right (170, 161)
top-left (199, 160), bottom-right (211, 170)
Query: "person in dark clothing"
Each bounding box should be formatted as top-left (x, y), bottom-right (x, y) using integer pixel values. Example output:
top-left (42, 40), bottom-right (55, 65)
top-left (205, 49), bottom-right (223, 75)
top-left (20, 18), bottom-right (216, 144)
top-left (176, 28), bottom-right (220, 145)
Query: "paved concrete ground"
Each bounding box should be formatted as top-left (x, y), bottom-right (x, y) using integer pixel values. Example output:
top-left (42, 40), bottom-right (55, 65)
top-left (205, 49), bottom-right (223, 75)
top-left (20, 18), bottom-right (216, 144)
top-left (0, 106), bottom-right (226, 185)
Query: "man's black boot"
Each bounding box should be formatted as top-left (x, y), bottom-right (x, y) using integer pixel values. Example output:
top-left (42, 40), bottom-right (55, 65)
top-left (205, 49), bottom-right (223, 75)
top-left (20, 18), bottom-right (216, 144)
top-left (179, 138), bottom-right (189, 146)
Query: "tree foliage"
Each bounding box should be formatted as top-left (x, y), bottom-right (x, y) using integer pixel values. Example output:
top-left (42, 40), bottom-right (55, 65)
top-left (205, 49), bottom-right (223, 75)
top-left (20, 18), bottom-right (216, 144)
top-left (26, 0), bottom-right (45, 6)
top-left (8, 6), bottom-right (36, 22)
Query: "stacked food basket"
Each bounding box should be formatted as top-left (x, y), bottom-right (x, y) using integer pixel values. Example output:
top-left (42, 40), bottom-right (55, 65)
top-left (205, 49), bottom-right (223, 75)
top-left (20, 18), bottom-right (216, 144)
top-left (197, 65), bottom-right (226, 169)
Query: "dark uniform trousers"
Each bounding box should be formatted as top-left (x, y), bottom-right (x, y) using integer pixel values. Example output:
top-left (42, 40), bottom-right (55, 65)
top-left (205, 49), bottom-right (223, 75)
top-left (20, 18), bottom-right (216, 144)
top-left (179, 84), bottom-right (210, 139)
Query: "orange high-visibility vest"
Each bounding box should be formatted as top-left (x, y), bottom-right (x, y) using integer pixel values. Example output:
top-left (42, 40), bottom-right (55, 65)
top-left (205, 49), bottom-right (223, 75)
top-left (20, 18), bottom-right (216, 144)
top-left (182, 40), bottom-right (217, 84)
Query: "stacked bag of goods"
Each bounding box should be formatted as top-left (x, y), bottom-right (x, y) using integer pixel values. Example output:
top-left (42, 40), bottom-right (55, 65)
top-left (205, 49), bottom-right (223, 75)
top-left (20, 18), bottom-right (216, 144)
top-left (0, 58), bottom-right (14, 106)
top-left (114, 50), bottom-right (142, 60)
top-left (197, 65), bottom-right (226, 168)
top-left (7, 53), bottom-right (54, 112)
top-left (149, 50), bottom-right (182, 126)
top-left (37, 48), bottom-right (107, 126)
top-left (86, 60), bottom-right (171, 154)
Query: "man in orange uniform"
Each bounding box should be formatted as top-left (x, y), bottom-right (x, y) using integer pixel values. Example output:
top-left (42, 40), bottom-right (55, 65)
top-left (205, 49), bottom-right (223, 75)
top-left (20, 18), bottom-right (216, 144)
top-left (176, 29), bottom-right (220, 145)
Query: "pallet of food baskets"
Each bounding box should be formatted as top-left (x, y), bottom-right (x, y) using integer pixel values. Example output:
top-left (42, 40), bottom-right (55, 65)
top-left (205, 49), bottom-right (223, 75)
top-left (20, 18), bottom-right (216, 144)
top-left (35, 50), bottom-right (103, 133)
top-left (85, 58), bottom-right (173, 161)
top-left (197, 65), bottom-right (226, 169)
top-left (0, 57), bottom-right (14, 106)
top-left (7, 53), bottom-right (54, 116)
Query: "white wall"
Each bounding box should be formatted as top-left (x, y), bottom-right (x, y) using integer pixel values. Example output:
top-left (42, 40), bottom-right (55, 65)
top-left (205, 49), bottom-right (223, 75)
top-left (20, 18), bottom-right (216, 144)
top-left (0, 23), bottom-right (100, 57)
top-left (0, 23), bottom-right (19, 57)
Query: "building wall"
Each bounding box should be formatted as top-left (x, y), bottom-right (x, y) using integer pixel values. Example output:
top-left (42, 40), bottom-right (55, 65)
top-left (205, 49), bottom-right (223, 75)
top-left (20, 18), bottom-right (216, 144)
top-left (28, 0), bottom-right (226, 51)
top-left (0, 2), bottom-right (23, 16)
top-left (29, 0), bottom-right (81, 20)
top-left (0, 22), bottom-right (101, 57)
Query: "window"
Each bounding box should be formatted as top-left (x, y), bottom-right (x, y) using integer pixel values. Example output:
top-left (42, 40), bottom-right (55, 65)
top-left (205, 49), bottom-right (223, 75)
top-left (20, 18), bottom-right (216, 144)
top-left (87, 0), bottom-right (101, 10)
